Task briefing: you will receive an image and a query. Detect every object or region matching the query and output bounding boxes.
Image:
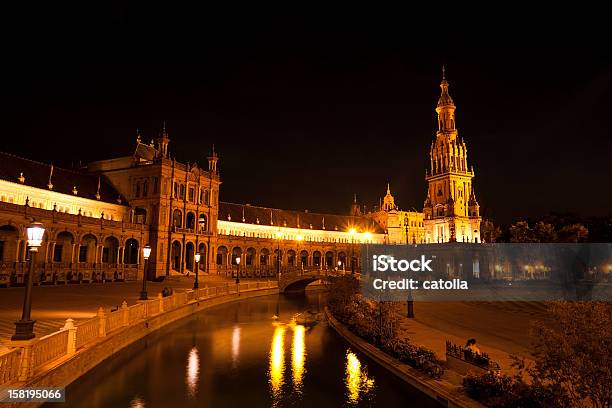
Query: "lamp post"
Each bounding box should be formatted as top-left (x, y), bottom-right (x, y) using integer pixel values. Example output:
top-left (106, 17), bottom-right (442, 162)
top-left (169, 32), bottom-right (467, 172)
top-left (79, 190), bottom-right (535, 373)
top-left (403, 216), bottom-right (415, 318)
top-left (349, 228), bottom-right (356, 275)
top-left (12, 221), bottom-right (45, 341)
top-left (275, 230), bottom-right (282, 281)
top-left (193, 252), bottom-right (201, 289)
top-left (235, 257), bottom-right (241, 295)
top-left (140, 244), bottom-right (151, 300)
top-left (338, 260), bottom-right (342, 274)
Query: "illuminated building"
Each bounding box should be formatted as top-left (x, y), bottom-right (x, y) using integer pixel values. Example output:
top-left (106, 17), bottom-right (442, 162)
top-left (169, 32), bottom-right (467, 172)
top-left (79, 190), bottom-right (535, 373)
top-left (0, 68), bottom-right (483, 284)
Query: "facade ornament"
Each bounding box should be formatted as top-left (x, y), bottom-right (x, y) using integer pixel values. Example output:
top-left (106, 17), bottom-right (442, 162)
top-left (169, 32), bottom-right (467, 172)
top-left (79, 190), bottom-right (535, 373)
top-left (53, 203), bottom-right (57, 211)
top-left (18, 172), bottom-right (25, 184)
top-left (256, 217), bottom-right (260, 224)
top-left (116, 195), bottom-right (122, 204)
top-left (227, 213), bottom-right (231, 221)
top-left (25, 196), bottom-right (29, 207)
top-left (95, 177), bottom-right (101, 200)
top-left (47, 164), bottom-right (54, 190)
top-left (73, 186), bottom-right (78, 195)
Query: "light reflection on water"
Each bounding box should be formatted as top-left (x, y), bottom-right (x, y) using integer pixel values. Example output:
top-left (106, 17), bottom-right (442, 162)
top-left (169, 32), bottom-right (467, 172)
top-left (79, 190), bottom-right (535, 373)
top-left (60, 294), bottom-right (437, 408)
top-left (231, 325), bottom-right (241, 367)
top-left (128, 395), bottom-right (145, 408)
top-left (345, 350), bottom-right (375, 404)
top-left (269, 324), bottom-right (286, 402)
top-left (291, 324), bottom-right (306, 393)
top-left (186, 347), bottom-right (200, 397)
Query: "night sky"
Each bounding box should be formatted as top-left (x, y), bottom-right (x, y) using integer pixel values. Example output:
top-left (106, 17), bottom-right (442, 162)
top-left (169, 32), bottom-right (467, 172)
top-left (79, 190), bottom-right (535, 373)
top-left (3, 5), bottom-right (612, 224)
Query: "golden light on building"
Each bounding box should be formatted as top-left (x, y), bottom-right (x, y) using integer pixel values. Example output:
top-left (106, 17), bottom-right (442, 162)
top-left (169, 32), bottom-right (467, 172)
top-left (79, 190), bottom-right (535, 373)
top-left (291, 324), bottom-right (306, 391)
top-left (363, 231), bottom-right (372, 242)
top-left (345, 350), bottom-right (374, 404)
top-left (185, 346), bottom-right (200, 397)
top-left (269, 325), bottom-right (286, 400)
top-left (348, 228), bottom-right (357, 236)
top-left (296, 234), bottom-right (304, 241)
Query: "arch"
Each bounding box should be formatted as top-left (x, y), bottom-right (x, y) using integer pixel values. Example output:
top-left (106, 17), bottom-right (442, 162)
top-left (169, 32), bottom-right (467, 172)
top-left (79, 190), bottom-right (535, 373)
top-left (274, 248), bottom-right (282, 267)
top-left (185, 242), bottom-right (195, 271)
top-left (312, 251), bottom-right (321, 267)
top-left (198, 213), bottom-right (208, 233)
top-left (171, 241), bottom-right (182, 271)
top-left (186, 212), bottom-right (196, 230)
top-left (197, 243), bottom-right (207, 271)
top-left (79, 234), bottom-right (98, 263)
top-left (216, 245), bottom-right (228, 265)
top-left (123, 238), bottom-right (139, 264)
top-left (338, 251), bottom-right (347, 269)
top-left (231, 246), bottom-right (242, 265)
top-left (54, 231), bottom-right (75, 263)
top-left (260, 248), bottom-right (269, 265)
top-left (0, 224), bottom-right (19, 262)
top-left (134, 207), bottom-right (147, 224)
top-left (299, 250), bottom-right (309, 267)
top-left (246, 247), bottom-right (256, 266)
top-left (287, 249), bottom-right (296, 266)
top-left (172, 209), bottom-right (183, 228)
top-left (102, 236), bottom-right (119, 264)
top-left (325, 251), bottom-right (334, 269)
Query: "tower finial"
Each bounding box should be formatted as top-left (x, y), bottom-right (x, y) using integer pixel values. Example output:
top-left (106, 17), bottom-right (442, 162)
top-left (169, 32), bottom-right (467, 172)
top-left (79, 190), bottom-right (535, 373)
top-left (442, 64), bottom-right (446, 80)
top-left (353, 193), bottom-right (357, 203)
top-left (163, 120), bottom-right (166, 132)
top-left (387, 183), bottom-right (390, 194)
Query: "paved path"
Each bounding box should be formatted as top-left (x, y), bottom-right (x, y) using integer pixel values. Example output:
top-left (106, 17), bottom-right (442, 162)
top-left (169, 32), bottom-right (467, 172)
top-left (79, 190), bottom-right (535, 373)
top-left (0, 275), bottom-right (269, 343)
top-left (396, 301), bottom-right (552, 375)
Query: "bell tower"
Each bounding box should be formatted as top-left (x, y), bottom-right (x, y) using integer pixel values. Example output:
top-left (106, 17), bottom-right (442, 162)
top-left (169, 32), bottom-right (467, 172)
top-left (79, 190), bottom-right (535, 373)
top-left (423, 67), bottom-right (481, 243)
top-left (156, 122), bottom-right (170, 159)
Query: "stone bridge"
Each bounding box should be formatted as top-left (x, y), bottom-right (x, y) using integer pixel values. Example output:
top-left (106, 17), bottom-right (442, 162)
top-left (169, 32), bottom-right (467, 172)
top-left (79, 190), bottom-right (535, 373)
top-left (279, 270), bottom-right (341, 293)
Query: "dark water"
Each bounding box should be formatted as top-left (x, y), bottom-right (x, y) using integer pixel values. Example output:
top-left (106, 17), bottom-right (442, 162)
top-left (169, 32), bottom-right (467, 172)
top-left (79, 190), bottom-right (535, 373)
top-left (57, 292), bottom-right (438, 407)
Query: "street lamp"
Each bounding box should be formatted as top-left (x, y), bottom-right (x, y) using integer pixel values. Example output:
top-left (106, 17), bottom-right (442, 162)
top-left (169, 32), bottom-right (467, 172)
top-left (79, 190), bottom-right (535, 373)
top-left (193, 252), bottom-right (201, 289)
top-left (404, 216), bottom-right (409, 245)
top-left (348, 228), bottom-right (356, 274)
top-left (140, 244), bottom-right (151, 300)
top-left (13, 221), bottom-right (45, 340)
top-left (403, 216), bottom-right (415, 318)
top-left (235, 257), bottom-right (241, 296)
top-left (275, 230), bottom-right (282, 281)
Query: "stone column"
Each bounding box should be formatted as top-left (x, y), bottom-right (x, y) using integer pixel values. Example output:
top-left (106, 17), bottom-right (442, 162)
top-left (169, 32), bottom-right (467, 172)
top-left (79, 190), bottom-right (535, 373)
top-left (63, 318), bottom-right (77, 355)
top-left (97, 307), bottom-right (106, 337)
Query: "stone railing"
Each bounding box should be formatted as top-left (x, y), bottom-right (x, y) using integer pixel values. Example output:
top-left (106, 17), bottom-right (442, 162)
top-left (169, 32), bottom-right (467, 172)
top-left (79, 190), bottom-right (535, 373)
top-left (0, 280), bottom-right (278, 386)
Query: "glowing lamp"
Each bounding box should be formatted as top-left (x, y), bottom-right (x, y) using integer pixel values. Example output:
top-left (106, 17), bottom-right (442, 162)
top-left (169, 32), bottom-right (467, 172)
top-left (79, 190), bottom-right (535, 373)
top-left (194, 253), bottom-right (201, 263)
top-left (348, 228), bottom-right (356, 235)
top-left (26, 222), bottom-right (45, 249)
top-left (363, 232), bottom-right (372, 241)
top-left (143, 244), bottom-right (152, 260)
top-left (236, 257), bottom-right (241, 265)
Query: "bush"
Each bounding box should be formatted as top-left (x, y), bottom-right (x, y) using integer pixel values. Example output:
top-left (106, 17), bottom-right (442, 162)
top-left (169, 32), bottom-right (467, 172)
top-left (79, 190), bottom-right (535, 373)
top-left (463, 371), bottom-right (570, 408)
top-left (328, 276), bottom-right (443, 379)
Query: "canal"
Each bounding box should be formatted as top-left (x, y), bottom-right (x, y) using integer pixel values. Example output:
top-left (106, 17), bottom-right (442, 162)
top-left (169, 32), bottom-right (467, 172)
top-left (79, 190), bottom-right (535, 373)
top-left (56, 292), bottom-right (438, 407)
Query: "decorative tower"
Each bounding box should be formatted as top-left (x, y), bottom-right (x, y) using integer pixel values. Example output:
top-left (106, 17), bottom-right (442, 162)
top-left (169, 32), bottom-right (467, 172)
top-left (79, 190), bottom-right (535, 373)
top-left (382, 183), bottom-right (397, 212)
top-left (423, 67), bottom-right (481, 243)
top-left (350, 193), bottom-right (362, 216)
top-left (207, 145), bottom-right (219, 175)
top-left (156, 122), bottom-right (170, 159)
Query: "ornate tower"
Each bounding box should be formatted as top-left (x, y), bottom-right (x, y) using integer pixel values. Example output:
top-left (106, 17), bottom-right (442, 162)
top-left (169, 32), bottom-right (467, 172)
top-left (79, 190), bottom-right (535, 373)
top-left (350, 193), bottom-right (362, 216)
top-left (156, 122), bottom-right (170, 159)
top-left (423, 67), bottom-right (481, 243)
top-left (382, 183), bottom-right (397, 212)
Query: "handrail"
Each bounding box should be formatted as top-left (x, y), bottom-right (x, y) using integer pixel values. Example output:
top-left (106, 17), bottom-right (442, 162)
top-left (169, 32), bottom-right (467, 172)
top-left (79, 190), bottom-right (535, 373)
top-left (0, 280), bottom-right (279, 386)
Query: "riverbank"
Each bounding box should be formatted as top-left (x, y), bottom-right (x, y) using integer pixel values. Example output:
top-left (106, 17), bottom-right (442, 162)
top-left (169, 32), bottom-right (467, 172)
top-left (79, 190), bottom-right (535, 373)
top-left (324, 307), bottom-right (483, 408)
top-left (0, 282), bottom-right (278, 408)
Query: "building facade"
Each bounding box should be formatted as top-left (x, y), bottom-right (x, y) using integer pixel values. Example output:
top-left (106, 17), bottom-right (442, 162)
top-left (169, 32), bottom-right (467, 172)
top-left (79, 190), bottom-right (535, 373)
top-left (0, 69), bottom-right (483, 286)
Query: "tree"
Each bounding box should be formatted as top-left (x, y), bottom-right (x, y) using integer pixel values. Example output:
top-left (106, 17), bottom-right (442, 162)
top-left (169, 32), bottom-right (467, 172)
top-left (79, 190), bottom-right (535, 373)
top-left (509, 221), bottom-right (537, 243)
top-left (481, 219), bottom-right (502, 243)
top-left (528, 301), bottom-right (611, 408)
top-left (557, 223), bottom-right (589, 243)
top-left (533, 221), bottom-right (557, 243)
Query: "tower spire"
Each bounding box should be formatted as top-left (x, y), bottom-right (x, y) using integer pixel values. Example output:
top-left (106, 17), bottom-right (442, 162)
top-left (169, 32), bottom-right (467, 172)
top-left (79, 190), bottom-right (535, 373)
top-left (442, 64), bottom-right (446, 80)
top-left (387, 183), bottom-right (390, 194)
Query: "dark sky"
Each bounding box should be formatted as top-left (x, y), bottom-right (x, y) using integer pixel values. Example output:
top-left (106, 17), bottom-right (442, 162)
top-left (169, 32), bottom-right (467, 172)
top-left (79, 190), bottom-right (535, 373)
top-left (3, 5), bottom-right (612, 224)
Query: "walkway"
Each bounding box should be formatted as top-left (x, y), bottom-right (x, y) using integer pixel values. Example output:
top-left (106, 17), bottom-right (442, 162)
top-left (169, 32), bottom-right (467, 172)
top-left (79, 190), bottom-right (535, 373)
top-left (0, 275), bottom-right (264, 343)
top-left (396, 301), bottom-right (552, 376)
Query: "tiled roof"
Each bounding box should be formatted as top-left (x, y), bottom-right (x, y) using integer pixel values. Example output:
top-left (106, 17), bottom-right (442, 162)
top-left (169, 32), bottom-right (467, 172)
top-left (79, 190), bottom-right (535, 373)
top-left (219, 202), bottom-right (385, 233)
top-left (0, 152), bottom-right (125, 205)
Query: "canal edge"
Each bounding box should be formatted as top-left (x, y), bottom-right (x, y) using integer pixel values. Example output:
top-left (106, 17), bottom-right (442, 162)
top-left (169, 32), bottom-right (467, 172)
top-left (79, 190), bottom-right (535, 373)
top-left (323, 307), bottom-right (484, 408)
